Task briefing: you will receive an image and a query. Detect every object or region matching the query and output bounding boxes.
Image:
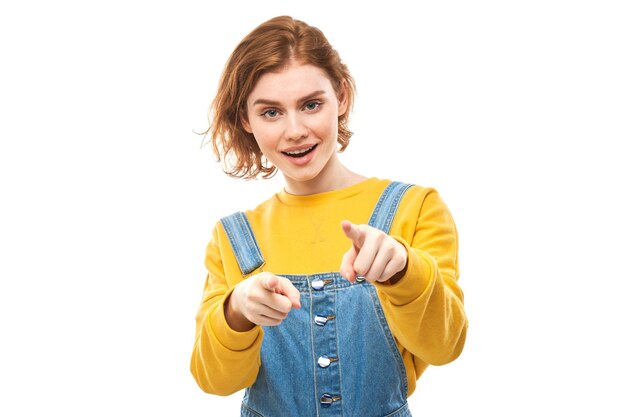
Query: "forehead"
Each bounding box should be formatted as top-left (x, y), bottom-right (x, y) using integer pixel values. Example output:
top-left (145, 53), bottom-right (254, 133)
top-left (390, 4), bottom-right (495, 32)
top-left (247, 63), bottom-right (335, 104)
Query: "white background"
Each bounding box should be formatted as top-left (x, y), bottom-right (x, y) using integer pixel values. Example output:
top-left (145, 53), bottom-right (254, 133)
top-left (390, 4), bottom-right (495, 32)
top-left (1, 1), bottom-right (625, 415)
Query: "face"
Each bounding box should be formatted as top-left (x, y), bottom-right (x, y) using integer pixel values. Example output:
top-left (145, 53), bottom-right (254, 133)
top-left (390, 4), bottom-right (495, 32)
top-left (243, 62), bottom-right (348, 195)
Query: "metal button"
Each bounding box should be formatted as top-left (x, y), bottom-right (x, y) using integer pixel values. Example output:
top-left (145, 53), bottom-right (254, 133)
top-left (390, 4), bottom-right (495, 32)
top-left (318, 356), bottom-right (331, 368)
top-left (320, 393), bottom-right (341, 407)
top-left (314, 314), bottom-right (336, 326)
top-left (314, 315), bottom-right (328, 326)
top-left (311, 278), bottom-right (325, 290)
top-left (356, 275), bottom-right (366, 283)
top-left (318, 356), bottom-right (338, 368)
top-left (320, 393), bottom-right (333, 407)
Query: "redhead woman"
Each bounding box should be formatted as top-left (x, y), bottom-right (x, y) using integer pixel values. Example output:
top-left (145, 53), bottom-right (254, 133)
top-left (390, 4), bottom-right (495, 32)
top-left (190, 15), bottom-right (467, 417)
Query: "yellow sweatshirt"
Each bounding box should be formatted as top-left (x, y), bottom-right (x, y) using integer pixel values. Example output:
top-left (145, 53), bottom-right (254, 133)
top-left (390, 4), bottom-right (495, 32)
top-left (191, 177), bottom-right (467, 396)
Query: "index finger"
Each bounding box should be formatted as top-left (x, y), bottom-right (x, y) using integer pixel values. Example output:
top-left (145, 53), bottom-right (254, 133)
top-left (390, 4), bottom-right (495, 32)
top-left (341, 220), bottom-right (365, 249)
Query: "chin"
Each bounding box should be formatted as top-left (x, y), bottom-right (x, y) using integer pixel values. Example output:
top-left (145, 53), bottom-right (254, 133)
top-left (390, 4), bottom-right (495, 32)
top-left (284, 169), bottom-right (322, 183)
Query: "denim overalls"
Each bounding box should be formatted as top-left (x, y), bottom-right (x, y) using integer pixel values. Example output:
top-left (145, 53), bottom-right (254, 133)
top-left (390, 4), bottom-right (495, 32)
top-left (221, 182), bottom-right (414, 417)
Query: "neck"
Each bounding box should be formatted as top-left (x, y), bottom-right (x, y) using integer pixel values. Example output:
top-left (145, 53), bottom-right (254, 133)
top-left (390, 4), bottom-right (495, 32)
top-left (283, 157), bottom-right (366, 196)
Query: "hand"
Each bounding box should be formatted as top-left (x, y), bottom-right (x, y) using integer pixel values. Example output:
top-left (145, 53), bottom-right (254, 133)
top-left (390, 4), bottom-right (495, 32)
top-left (226, 272), bottom-right (301, 331)
top-left (339, 220), bottom-right (408, 284)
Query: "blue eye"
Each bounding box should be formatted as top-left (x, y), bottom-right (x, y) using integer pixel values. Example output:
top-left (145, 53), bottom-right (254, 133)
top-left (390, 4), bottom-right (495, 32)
top-left (305, 101), bottom-right (321, 111)
top-left (262, 109), bottom-right (279, 118)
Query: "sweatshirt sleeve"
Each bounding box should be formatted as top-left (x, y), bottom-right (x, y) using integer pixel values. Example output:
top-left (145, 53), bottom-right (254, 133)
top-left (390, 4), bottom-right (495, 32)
top-left (375, 189), bottom-right (468, 366)
top-left (190, 224), bottom-right (263, 395)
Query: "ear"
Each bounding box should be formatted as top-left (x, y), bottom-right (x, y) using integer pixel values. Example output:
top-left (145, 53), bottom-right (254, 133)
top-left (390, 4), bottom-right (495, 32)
top-left (337, 80), bottom-right (349, 117)
top-left (241, 111), bottom-right (253, 134)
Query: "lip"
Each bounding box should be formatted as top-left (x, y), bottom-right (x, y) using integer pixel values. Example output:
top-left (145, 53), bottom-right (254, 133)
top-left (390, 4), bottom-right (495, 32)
top-left (281, 144), bottom-right (318, 166)
top-left (281, 144), bottom-right (317, 154)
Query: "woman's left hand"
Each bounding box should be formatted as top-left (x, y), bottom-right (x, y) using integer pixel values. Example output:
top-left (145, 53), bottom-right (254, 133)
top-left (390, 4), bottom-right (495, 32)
top-left (339, 220), bottom-right (408, 284)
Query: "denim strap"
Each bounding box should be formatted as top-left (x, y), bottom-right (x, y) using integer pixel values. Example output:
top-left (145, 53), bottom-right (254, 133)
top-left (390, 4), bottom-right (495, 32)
top-left (368, 181), bottom-right (413, 233)
top-left (220, 212), bottom-right (265, 275)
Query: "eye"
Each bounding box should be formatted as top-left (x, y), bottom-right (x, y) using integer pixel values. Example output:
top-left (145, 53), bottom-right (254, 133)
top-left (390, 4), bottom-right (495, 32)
top-left (304, 101), bottom-right (322, 111)
top-left (261, 109), bottom-right (279, 118)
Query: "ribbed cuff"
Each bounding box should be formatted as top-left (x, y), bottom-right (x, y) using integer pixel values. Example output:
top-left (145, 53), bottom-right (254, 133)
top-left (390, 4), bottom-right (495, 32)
top-left (376, 238), bottom-right (433, 305)
top-left (210, 289), bottom-right (261, 352)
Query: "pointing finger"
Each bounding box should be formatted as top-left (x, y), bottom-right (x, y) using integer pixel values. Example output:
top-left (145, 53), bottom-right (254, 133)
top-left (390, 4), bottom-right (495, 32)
top-left (341, 220), bottom-right (365, 248)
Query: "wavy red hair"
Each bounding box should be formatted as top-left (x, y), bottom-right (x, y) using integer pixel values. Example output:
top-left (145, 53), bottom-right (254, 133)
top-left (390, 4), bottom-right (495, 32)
top-left (205, 16), bottom-right (356, 179)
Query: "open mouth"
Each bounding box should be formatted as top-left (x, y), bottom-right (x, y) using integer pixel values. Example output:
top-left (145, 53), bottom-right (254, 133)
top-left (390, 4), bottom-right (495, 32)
top-left (282, 144), bottom-right (317, 158)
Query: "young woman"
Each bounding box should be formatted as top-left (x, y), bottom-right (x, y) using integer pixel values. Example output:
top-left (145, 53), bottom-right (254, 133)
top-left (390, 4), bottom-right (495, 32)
top-left (191, 15), bottom-right (468, 417)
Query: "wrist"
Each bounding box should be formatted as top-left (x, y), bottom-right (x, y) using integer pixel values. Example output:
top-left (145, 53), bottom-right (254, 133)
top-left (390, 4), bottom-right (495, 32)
top-left (384, 259), bottom-right (408, 285)
top-left (383, 240), bottom-right (409, 285)
top-left (224, 289), bottom-right (256, 332)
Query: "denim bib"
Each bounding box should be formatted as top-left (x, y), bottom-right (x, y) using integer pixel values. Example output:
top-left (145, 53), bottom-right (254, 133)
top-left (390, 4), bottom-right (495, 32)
top-left (221, 182), bottom-right (414, 417)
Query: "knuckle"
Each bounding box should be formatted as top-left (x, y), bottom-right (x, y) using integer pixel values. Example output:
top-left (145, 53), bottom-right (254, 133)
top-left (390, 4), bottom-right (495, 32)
top-left (281, 300), bottom-right (293, 313)
top-left (273, 297), bottom-right (290, 313)
top-left (248, 292), bottom-right (262, 303)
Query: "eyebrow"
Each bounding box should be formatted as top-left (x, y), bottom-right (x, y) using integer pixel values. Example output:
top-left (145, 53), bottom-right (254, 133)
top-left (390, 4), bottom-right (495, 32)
top-left (251, 90), bottom-right (327, 107)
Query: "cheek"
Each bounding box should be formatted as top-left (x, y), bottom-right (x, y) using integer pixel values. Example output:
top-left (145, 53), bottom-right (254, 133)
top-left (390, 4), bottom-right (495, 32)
top-left (313, 114), bottom-right (339, 137)
top-left (305, 109), bottom-right (333, 130)
top-left (249, 124), bottom-right (279, 151)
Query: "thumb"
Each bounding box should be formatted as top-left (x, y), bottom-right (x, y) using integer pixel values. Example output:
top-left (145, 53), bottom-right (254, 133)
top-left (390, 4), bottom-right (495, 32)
top-left (262, 274), bottom-right (279, 291)
top-left (340, 245), bottom-right (358, 283)
top-left (274, 276), bottom-right (302, 309)
top-left (341, 220), bottom-right (364, 249)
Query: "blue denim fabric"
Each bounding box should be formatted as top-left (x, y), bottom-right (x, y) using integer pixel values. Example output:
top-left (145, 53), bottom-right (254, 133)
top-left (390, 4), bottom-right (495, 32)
top-left (222, 182), bottom-right (414, 417)
top-left (221, 212), bottom-right (265, 275)
top-left (368, 182), bottom-right (413, 233)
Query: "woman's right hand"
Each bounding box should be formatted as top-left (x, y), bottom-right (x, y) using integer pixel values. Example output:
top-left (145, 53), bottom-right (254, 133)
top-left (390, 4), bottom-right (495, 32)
top-left (225, 272), bottom-right (301, 331)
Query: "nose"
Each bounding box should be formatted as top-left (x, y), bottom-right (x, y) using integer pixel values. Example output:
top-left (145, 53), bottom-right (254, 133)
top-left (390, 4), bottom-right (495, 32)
top-left (285, 113), bottom-right (308, 141)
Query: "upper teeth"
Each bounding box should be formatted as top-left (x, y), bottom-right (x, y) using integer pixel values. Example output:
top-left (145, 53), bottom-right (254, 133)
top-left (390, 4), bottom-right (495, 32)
top-left (286, 146), bottom-right (313, 155)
